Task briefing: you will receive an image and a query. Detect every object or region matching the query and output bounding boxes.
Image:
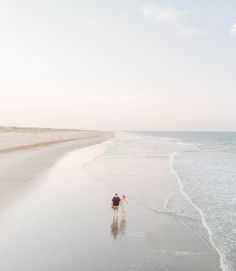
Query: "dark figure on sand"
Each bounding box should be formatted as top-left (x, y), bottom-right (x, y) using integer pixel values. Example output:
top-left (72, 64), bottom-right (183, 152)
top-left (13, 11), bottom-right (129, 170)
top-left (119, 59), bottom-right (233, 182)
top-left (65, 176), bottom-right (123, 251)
top-left (110, 193), bottom-right (128, 239)
top-left (111, 193), bottom-right (121, 217)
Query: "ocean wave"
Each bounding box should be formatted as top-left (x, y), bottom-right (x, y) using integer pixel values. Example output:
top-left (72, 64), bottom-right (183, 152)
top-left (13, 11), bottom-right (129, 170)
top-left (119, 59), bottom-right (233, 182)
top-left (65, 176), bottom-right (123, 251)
top-left (170, 151), bottom-right (232, 271)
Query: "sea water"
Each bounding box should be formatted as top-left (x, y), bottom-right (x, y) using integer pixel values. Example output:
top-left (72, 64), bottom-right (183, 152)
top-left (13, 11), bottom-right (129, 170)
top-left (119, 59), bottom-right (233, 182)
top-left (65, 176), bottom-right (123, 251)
top-left (83, 132), bottom-right (236, 271)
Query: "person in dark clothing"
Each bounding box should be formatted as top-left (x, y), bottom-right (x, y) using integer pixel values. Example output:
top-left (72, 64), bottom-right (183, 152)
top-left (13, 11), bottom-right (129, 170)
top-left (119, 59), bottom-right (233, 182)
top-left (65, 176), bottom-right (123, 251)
top-left (111, 193), bottom-right (121, 216)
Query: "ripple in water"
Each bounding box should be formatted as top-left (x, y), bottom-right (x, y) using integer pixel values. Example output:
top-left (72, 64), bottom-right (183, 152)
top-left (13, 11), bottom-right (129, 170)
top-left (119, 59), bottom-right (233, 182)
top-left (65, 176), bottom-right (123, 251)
top-left (84, 131), bottom-right (236, 271)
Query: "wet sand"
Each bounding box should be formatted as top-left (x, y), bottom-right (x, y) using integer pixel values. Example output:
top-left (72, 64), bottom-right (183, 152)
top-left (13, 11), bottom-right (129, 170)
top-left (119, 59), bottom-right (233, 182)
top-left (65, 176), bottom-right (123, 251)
top-left (0, 139), bottom-right (221, 270)
top-left (0, 127), bottom-right (113, 209)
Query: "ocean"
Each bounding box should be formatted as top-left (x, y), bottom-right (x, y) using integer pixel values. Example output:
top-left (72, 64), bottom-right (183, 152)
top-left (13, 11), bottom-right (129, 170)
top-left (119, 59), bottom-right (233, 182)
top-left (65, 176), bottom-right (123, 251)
top-left (83, 131), bottom-right (236, 271)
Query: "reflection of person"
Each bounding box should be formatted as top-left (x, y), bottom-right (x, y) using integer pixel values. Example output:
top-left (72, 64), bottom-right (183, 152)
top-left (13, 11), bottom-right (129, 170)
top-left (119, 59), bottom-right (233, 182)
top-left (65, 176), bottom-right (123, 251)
top-left (110, 193), bottom-right (128, 239)
top-left (111, 193), bottom-right (121, 217)
top-left (110, 216), bottom-right (127, 239)
top-left (121, 194), bottom-right (129, 217)
top-left (110, 216), bottom-right (119, 239)
top-left (119, 216), bottom-right (127, 237)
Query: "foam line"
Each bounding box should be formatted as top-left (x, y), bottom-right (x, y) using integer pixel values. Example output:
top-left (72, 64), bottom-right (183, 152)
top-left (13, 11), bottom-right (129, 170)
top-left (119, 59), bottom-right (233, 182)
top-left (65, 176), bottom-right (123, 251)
top-left (169, 151), bottom-right (226, 271)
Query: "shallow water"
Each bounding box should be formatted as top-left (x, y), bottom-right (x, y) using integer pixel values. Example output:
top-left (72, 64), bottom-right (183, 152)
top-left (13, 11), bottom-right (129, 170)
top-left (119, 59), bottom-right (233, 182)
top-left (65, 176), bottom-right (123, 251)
top-left (0, 134), bottom-right (222, 271)
top-left (170, 132), bottom-right (236, 271)
top-left (84, 132), bottom-right (236, 271)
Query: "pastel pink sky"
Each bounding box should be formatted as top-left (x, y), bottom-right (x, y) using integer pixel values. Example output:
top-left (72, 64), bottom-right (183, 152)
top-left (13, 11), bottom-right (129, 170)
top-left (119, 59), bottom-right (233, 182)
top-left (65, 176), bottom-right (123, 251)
top-left (1, 0), bottom-right (236, 130)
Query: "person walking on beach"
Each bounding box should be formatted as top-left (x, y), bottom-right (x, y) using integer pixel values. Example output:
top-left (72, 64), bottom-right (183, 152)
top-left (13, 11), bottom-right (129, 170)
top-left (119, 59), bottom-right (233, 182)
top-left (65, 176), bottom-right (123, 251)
top-left (111, 193), bottom-right (121, 217)
top-left (121, 194), bottom-right (129, 218)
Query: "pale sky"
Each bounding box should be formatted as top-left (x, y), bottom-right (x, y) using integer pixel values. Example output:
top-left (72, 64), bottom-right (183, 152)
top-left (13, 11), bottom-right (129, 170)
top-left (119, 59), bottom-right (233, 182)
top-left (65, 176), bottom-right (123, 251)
top-left (1, 0), bottom-right (236, 130)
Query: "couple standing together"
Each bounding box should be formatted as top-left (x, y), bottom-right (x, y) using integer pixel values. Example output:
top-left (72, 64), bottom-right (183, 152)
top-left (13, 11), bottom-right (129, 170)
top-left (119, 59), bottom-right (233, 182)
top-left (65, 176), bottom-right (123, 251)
top-left (111, 193), bottom-right (128, 217)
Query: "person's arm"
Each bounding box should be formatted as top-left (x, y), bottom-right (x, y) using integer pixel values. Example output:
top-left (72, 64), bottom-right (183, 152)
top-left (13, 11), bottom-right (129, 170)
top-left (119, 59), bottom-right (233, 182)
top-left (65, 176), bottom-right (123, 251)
top-left (125, 198), bottom-right (129, 206)
top-left (111, 199), bottom-right (114, 208)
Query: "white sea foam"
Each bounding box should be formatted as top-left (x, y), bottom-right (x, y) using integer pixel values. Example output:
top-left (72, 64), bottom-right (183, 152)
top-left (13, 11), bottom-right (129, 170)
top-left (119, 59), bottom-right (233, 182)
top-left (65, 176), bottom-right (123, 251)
top-left (84, 131), bottom-right (236, 270)
top-left (169, 151), bottom-right (225, 270)
top-left (178, 142), bottom-right (191, 146)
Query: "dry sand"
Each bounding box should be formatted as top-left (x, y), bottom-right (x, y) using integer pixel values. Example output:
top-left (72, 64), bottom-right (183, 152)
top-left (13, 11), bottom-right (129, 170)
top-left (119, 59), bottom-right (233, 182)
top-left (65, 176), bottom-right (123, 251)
top-left (0, 127), bottom-right (111, 153)
top-left (0, 127), bottom-right (113, 209)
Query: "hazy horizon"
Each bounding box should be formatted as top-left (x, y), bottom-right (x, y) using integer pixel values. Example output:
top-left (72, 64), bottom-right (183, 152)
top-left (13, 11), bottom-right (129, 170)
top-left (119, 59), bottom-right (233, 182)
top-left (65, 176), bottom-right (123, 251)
top-left (1, 126), bottom-right (236, 133)
top-left (1, 0), bottom-right (236, 131)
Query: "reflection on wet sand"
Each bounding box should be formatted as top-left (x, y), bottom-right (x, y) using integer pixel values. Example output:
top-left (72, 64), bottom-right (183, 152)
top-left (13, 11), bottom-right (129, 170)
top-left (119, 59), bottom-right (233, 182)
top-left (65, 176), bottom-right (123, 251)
top-left (119, 216), bottom-right (127, 237)
top-left (110, 215), bottom-right (127, 239)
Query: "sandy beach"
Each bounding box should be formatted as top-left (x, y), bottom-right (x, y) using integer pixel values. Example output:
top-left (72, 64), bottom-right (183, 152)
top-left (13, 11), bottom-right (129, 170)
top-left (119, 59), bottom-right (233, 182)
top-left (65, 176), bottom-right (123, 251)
top-left (0, 127), bottom-right (113, 209)
top-left (0, 129), bottom-right (221, 270)
top-left (1, 1), bottom-right (235, 269)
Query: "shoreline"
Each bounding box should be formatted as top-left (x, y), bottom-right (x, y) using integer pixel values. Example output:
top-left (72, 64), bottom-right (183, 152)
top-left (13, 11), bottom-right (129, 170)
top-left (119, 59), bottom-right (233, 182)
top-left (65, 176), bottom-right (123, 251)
top-left (0, 135), bottom-right (111, 153)
top-left (0, 130), bottom-right (222, 270)
top-left (0, 141), bottom-right (222, 270)
top-left (170, 151), bottom-right (223, 270)
top-left (0, 128), bottom-right (114, 210)
top-left (82, 132), bottom-right (222, 270)
top-left (0, 127), bottom-right (113, 152)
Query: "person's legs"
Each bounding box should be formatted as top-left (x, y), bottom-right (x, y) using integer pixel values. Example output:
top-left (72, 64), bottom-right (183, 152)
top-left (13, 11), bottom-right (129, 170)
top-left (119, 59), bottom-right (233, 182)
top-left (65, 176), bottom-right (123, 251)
top-left (122, 207), bottom-right (126, 218)
top-left (114, 207), bottom-right (119, 217)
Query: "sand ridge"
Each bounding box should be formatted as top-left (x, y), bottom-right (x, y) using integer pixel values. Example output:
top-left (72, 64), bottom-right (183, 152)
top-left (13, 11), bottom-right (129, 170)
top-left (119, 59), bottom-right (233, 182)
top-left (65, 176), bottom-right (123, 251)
top-left (0, 127), bottom-right (114, 209)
